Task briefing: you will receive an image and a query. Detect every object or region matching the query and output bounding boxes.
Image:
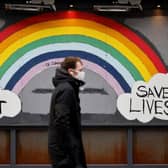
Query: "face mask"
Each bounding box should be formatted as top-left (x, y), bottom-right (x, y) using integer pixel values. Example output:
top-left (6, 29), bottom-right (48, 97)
top-left (75, 71), bottom-right (85, 81)
top-left (73, 71), bottom-right (85, 81)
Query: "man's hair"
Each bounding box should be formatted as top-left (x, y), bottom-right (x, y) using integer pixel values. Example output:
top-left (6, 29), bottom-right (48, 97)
top-left (61, 57), bottom-right (83, 71)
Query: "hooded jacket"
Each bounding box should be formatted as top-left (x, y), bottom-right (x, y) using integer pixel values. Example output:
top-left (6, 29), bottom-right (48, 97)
top-left (48, 68), bottom-right (87, 168)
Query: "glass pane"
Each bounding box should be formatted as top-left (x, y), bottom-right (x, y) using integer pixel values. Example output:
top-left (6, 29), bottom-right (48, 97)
top-left (16, 128), bottom-right (127, 164)
top-left (0, 130), bottom-right (10, 164)
top-left (133, 128), bottom-right (168, 164)
top-left (16, 129), bottom-right (50, 164)
top-left (83, 128), bottom-right (127, 164)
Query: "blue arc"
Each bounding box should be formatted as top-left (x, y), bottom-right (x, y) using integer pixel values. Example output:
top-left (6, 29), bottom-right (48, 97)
top-left (5, 50), bottom-right (131, 92)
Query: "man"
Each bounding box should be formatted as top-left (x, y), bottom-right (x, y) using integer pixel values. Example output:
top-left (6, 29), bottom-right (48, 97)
top-left (48, 57), bottom-right (87, 168)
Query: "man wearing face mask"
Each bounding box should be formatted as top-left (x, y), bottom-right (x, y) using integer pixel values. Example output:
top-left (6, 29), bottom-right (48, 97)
top-left (48, 57), bottom-right (87, 168)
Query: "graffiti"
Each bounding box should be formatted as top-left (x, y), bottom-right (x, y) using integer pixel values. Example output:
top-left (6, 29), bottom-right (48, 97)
top-left (117, 73), bottom-right (168, 123)
top-left (0, 89), bottom-right (21, 118)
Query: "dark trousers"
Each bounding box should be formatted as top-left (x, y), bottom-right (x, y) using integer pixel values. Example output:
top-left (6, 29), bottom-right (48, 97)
top-left (49, 144), bottom-right (87, 168)
top-left (48, 128), bottom-right (87, 168)
top-left (49, 144), bottom-right (75, 168)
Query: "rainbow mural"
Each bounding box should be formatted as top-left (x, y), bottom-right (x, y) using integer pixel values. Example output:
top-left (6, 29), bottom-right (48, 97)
top-left (0, 11), bottom-right (167, 96)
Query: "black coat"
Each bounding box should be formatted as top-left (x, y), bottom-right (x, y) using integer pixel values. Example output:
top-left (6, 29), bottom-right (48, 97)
top-left (48, 68), bottom-right (87, 168)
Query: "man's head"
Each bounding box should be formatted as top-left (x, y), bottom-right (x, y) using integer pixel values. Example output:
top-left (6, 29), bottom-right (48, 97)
top-left (61, 57), bottom-right (85, 81)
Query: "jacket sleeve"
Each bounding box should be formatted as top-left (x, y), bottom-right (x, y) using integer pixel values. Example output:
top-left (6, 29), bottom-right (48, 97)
top-left (53, 88), bottom-right (75, 128)
top-left (52, 89), bottom-right (80, 147)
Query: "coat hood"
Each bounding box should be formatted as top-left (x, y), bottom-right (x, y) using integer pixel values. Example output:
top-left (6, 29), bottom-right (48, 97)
top-left (52, 67), bottom-right (85, 88)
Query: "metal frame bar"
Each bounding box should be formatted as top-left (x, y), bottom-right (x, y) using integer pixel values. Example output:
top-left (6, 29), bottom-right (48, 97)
top-left (134, 165), bottom-right (168, 168)
top-left (14, 165), bottom-right (129, 168)
top-left (0, 166), bottom-right (11, 168)
top-left (0, 164), bottom-right (168, 168)
top-left (10, 128), bottom-right (16, 168)
top-left (127, 128), bottom-right (133, 167)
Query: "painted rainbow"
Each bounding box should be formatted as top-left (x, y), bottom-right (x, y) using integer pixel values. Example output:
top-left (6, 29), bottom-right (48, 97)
top-left (0, 11), bottom-right (166, 95)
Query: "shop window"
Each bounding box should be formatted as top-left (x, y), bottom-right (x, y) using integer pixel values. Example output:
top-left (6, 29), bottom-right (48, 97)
top-left (133, 128), bottom-right (168, 164)
top-left (0, 130), bottom-right (10, 164)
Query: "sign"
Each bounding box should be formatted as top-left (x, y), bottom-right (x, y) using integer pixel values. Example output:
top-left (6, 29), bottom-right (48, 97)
top-left (117, 73), bottom-right (168, 123)
top-left (0, 88), bottom-right (21, 118)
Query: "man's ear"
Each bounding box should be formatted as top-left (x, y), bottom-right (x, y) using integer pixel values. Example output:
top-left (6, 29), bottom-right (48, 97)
top-left (68, 68), bottom-right (73, 75)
